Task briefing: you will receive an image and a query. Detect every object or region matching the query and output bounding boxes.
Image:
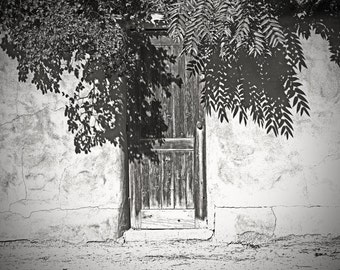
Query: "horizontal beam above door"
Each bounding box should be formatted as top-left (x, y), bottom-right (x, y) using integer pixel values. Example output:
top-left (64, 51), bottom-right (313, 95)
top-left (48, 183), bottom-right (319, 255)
top-left (140, 138), bottom-right (194, 150)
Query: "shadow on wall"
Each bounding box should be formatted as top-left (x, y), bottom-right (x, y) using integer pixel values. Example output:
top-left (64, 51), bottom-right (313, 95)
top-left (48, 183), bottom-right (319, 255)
top-left (1, 29), bottom-right (179, 238)
top-left (202, 8), bottom-right (340, 140)
top-left (118, 31), bottom-right (179, 235)
top-left (1, 30), bottom-right (179, 163)
top-left (126, 30), bottom-right (180, 163)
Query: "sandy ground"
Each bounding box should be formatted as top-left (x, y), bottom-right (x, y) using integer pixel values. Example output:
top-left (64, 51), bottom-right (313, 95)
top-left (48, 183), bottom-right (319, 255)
top-left (1, 235), bottom-right (340, 270)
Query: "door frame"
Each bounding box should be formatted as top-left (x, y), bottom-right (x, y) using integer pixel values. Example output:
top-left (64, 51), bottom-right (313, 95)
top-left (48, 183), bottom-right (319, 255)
top-left (129, 120), bottom-right (207, 229)
top-left (128, 27), bottom-right (207, 230)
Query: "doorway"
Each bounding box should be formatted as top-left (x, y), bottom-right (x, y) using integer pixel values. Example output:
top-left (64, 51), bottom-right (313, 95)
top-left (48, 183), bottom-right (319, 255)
top-left (129, 34), bottom-right (206, 229)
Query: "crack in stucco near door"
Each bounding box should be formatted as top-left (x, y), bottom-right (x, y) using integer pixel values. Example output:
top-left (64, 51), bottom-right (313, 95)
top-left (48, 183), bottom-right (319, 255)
top-left (271, 207), bottom-right (277, 237)
top-left (0, 109), bottom-right (46, 127)
top-left (58, 164), bottom-right (73, 208)
top-left (0, 206), bottom-right (120, 219)
top-left (2, 105), bottom-right (68, 212)
top-left (213, 204), bottom-right (217, 234)
top-left (15, 82), bottom-right (19, 116)
top-left (2, 147), bottom-right (29, 212)
top-left (214, 205), bottom-right (337, 208)
top-left (21, 145), bottom-right (27, 200)
top-left (302, 169), bottom-right (311, 204)
top-left (0, 106), bottom-right (65, 127)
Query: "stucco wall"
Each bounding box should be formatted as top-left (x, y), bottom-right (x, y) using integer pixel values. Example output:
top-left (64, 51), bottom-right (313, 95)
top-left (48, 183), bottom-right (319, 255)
top-left (206, 33), bottom-right (340, 242)
top-left (0, 49), bottom-right (127, 243)
top-left (1, 32), bottom-right (339, 243)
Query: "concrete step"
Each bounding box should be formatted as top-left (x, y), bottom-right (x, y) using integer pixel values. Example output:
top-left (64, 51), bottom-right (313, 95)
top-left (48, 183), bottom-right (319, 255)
top-left (123, 229), bottom-right (213, 242)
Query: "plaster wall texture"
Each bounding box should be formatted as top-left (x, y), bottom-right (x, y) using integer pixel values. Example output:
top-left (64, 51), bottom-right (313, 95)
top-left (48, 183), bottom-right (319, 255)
top-left (0, 49), bottom-right (126, 242)
top-left (1, 33), bottom-right (339, 243)
top-left (206, 34), bottom-right (340, 241)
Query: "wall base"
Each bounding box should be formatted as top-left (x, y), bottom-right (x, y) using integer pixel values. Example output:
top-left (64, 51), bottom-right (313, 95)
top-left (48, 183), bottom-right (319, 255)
top-left (0, 208), bottom-right (120, 243)
top-left (214, 206), bottom-right (340, 243)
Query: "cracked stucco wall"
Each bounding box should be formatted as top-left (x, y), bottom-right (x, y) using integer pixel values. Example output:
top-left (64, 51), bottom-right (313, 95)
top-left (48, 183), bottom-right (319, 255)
top-left (206, 33), bottom-right (340, 241)
top-left (0, 49), bottom-right (127, 243)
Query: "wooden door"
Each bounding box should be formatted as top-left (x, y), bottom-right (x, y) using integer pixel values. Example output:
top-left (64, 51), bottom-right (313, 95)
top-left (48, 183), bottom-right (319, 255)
top-left (129, 35), bottom-right (206, 229)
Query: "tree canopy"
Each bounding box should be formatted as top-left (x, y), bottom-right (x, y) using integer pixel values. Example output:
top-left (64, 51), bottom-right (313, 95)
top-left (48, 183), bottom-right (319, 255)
top-left (166, 0), bottom-right (340, 137)
top-left (1, 0), bottom-right (174, 158)
top-left (1, 0), bottom-right (339, 156)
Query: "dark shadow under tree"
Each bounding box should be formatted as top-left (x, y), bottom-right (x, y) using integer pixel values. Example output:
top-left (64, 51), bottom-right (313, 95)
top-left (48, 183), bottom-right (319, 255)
top-left (168, 0), bottom-right (340, 138)
top-left (0, 0), bottom-right (340, 157)
top-left (0, 0), bottom-right (177, 161)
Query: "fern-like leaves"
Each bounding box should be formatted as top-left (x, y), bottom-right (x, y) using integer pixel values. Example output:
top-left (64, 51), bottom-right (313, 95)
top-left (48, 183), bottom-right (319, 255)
top-left (165, 0), bottom-right (340, 138)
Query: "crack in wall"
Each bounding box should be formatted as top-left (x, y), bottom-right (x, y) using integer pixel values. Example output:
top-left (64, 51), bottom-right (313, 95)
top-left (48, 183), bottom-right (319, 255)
top-left (316, 154), bottom-right (337, 166)
top-left (8, 199), bottom-right (26, 213)
top-left (15, 82), bottom-right (19, 116)
top-left (21, 146), bottom-right (27, 200)
top-left (2, 105), bottom-right (68, 213)
top-left (302, 169), bottom-right (311, 205)
top-left (8, 198), bottom-right (55, 211)
top-left (214, 205), bottom-right (339, 208)
top-left (213, 204), bottom-right (217, 234)
top-left (0, 206), bottom-right (120, 219)
top-left (58, 164), bottom-right (74, 208)
top-left (270, 207), bottom-right (277, 237)
top-left (0, 106), bottom-right (65, 127)
top-left (270, 175), bottom-right (282, 189)
top-left (59, 210), bottom-right (69, 244)
top-left (0, 108), bottom-right (46, 127)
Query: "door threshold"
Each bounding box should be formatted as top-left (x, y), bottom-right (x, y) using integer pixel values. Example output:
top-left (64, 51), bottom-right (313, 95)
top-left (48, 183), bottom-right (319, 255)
top-left (123, 229), bottom-right (213, 242)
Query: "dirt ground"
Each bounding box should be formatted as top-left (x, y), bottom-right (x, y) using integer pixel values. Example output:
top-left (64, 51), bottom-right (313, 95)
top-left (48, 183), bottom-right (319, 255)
top-left (1, 235), bottom-right (340, 270)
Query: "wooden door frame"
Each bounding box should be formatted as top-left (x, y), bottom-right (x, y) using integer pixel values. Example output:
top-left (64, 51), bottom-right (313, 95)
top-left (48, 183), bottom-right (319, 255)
top-left (193, 113), bottom-right (207, 225)
top-left (128, 119), bottom-right (207, 229)
top-left (128, 27), bottom-right (207, 230)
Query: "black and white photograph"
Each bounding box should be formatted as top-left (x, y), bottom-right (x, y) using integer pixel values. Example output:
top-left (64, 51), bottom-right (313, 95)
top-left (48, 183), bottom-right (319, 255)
top-left (0, 0), bottom-right (340, 269)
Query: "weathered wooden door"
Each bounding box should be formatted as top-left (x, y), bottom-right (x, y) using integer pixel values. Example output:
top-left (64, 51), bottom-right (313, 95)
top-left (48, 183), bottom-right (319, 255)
top-left (129, 36), bottom-right (206, 229)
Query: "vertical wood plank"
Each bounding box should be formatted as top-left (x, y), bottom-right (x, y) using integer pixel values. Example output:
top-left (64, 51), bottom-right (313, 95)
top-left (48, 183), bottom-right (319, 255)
top-left (162, 152), bottom-right (172, 208)
top-left (172, 45), bottom-right (185, 138)
top-left (163, 44), bottom-right (174, 138)
top-left (196, 124), bottom-right (204, 218)
top-left (197, 73), bottom-right (206, 219)
top-left (174, 153), bottom-right (180, 208)
top-left (186, 151), bottom-right (194, 208)
top-left (169, 45), bottom-right (175, 138)
top-left (149, 158), bottom-right (161, 209)
top-left (159, 152), bottom-right (164, 209)
top-left (170, 152), bottom-right (175, 208)
top-left (193, 70), bottom-right (201, 216)
top-left (130, 161), bottom-right (141, 229)
top-left (136, 161), bottom-right (142, 215)
top-left (178, 47), bottom-right (186, 137)
top-left (174, 152), bottom-right (187, 208)
top-left (179, 152), bottom-right (187, 208)
top-left (142, 159), bottom-right (150, 209)
top-left (185, 55), bottom-right (195, 137)
top-left (129, 161), bottom-right (135, 227)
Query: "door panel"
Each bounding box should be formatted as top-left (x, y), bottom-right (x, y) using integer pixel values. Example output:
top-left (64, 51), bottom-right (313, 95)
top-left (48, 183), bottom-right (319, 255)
top-left (129, 35), bottom-right (205, 229)
top-left (141, 209), bottom-right (195, 229)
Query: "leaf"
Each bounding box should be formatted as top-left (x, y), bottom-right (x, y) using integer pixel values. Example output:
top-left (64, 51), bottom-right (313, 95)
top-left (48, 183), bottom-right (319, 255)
top-left (293, 96), bottom-right (299, 107)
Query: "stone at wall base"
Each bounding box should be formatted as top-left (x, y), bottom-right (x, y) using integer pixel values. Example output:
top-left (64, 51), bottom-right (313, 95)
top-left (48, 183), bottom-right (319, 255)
top-left (214, 206), bottom-right (340, 244)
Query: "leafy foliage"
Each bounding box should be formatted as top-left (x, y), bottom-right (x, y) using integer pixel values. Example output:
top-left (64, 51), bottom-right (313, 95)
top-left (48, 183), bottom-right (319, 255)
top-left (1, 0), bottom-right (339, 157)
top-left (0, 0), bottom-right (175, 159)
top-left (166, 0), bottom-right (340, 138)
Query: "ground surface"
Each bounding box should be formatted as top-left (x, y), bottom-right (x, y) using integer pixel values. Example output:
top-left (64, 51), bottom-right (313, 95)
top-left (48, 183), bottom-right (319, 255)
top-left (1, 235), bottom-right (340, 270)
